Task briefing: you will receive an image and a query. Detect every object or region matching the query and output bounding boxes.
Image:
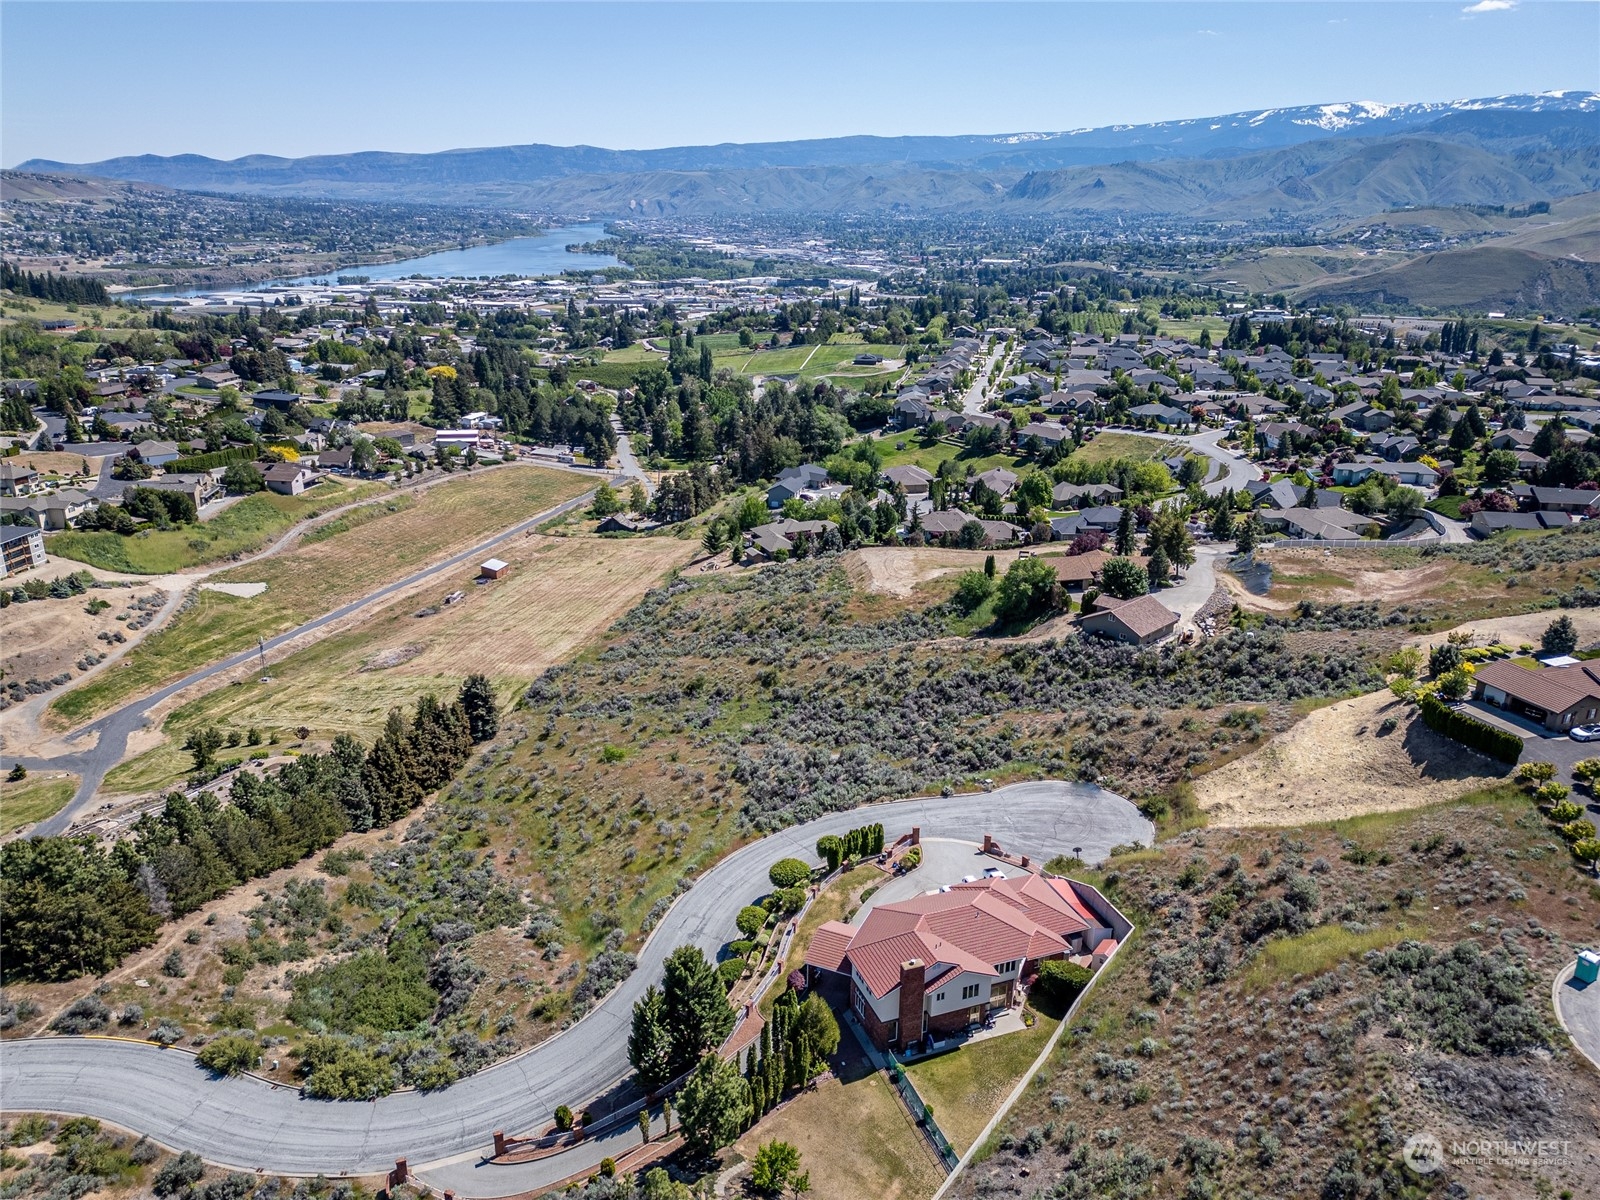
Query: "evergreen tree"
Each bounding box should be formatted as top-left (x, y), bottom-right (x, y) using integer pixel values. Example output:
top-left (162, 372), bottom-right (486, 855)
top-left (1114, 506), bottom-right (1136, 556)
top-left (628, 985), bottom-right (674, 1091)
top-left (457, 674), bottom-right (499, 743)
top-left (661, 945), bottom-right (736, 1077)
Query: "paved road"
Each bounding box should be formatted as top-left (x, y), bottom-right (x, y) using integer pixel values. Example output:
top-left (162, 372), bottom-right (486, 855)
top-left (1156, 544), bottom-right (1225, 626)
top-left (1554, 959), bottom-right (1600, 1076)
top-left (0, 782), bottom-right (1150, 1194)
top-left (4, 484), bottom-right (607, 835)
top-left (963, 342), bottom-right (1008, 416)
top-left (609, 417), bottom-right (653, 499)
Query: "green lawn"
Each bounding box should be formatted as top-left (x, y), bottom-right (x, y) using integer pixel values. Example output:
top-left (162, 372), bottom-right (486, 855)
top-left (48, 479), bottom-right (388, 574)
top-left (871, 433), bottom-right (1026, 477)
top-left (1066, 431), bottom-right (1177, 468)
top-left (1426, 495), bottom-right (1466, 520)
top-left (1, 774), bottom-right (77, 834)
top-left (904, 1011), bottom-right (1059, 1154)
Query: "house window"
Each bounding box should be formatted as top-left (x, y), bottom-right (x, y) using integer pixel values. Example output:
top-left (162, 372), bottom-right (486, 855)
top-left (935, 992), bottom-right (945, 1002)
top-left (961, 983), bottom-right (980, 1000)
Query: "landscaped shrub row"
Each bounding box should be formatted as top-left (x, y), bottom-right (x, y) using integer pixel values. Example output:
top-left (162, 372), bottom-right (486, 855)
top-left (1417, 694), bottom-right (1523, 764)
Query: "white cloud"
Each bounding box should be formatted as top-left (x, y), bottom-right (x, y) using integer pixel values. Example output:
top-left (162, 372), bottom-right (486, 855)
top-left (1462, 1), bottom-right (1517, 13)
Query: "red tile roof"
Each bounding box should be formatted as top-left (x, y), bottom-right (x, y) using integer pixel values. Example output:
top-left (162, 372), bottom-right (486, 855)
top-left (808, 876), bottom-right (1090, 999)
top-left (803, 920), bottom-right (855, 974)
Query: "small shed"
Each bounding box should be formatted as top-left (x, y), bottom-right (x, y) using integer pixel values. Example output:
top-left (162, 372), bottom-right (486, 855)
top-left (479, 558), bottom-right (509, 581)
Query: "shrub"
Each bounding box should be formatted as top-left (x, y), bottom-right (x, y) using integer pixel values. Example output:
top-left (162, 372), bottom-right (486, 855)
top-left (1561, 819), bottom-right (1597, 843)
top-left (554, 1104), bottom-right (574, 1131)
top-left (1417, 694), bottom-right (1521, 764)
top-left (1548, 800), bottom-right (1582, 823)
top-left (951, 569), bottom-right (993, 615)
top-left (736, 905), bottom-right (768, 938)
top-left (161, 948), bottom-right (186, 978)
top-left (1572, 838), bottom-right (1600, 869)
top-left (1573, 758), bottom-right (1600, 785)
top-left (1516, 761), bottom-right (1557, 785)
top-left (717, 959), bottom-right (744, 991)
top-left (766, 886), bottom-right (806, 915)
top-left (1034, 959), bottom-right (1093, 1007)
top-left (50, 995), bottom-right (110, 1034)
top-left (197, 1035), bottom-right (260, 1076)
top-left (767, 858), bottom-right (811, 889)
top-left (154, 1151), bottom-right (205, 1196)
top-left (1541, 615), bottom-right (1579, 657)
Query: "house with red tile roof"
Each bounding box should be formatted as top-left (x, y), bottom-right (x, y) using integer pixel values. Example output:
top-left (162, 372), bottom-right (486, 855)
top-left (803, 872), bottom-right (1119, 1052)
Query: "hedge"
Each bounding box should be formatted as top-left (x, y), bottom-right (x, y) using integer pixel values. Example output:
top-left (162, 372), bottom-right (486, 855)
top-left (168, 445), bottom-right (260, 474)
top-left (1418, 694), bottom-right (1523, 765)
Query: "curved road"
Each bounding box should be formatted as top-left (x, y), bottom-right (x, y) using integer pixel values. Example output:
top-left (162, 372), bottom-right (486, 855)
top-left (5, 484), bottom-right (609, 836)
top-left (1, 782), bottom-right (1150, 1194)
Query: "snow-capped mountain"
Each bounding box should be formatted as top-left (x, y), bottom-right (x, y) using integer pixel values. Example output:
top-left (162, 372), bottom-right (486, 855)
top-left (15, 91), bottom-right (1598, 203)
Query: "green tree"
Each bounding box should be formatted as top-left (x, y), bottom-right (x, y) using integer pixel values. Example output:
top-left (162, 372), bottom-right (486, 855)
top-left (1100, 556), bottom-right (1148, 600)
top-left (1146, 544), bottom-right (1170, 589)
top-left (221, 463), bottom-right (264, 494)
top-left (628, 986), bottom-right (674, 1091)
top-left (737, 493), bottom-right (769, 531)
top-left (736, 905), bottom-right (768, 938)
top-left (457, 674), bottom-right (499, 743)
top-left (591, 483), bottom-right (622, 516)
top-left (1542, 615), bottom-right (1579, 657)
top-left (702, 520), bottom-right (728, 556)
top-left (1114, 506), bottom-right (1136, 556)
top-left (768, 858), bottom-right (810, 889)
top-left (183, 725), bottom-right (225, 771)
top-left (1234, 514), bottom-right (1258, 554)
top-left (628, 482), bottom-right (649, 513)
top-left (994, 557), bottom-right (1058, 624)
top-left (1482, 449), bottom-right (1520, 487)
top-left (750, 1141), bottom-right (802, 1194)
top-left (676, 1053), bottom-right (752, 1157)
top-left (661, 945), bottom-right (736, 1076)
top-left (951, 569), bottom-right (993, 614)
top-left (0, 838), bottom-right (161, 983)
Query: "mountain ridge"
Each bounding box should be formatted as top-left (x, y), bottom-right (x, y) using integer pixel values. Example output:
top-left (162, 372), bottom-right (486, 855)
top-left (17, 91), bottom-right (1596, 194)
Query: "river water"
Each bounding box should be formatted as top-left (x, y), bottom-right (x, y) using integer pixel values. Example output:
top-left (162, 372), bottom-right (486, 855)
top-left (124, 222), bottom-right (618, 300)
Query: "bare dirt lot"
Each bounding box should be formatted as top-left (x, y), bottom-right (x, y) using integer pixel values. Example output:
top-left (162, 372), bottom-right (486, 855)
top-left (1, 587), bottom-right (166, 701)
top-left (1404, 607), bottom-right (1600, 652)
top-left (1193, 687), bottom-right (1511, 827)
top-left (848, 546), bottom-right (1060, 597)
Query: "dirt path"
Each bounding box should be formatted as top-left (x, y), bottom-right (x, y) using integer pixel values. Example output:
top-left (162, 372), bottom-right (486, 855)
top-left (1193, 688), bottom-right (1510, 827)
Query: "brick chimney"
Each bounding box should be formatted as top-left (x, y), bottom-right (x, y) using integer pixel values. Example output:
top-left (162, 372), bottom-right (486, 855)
top-left (897, 958), bottom-right (925, 1051)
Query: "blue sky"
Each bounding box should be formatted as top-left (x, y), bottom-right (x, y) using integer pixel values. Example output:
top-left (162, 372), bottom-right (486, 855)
top-left (3, 1), bottom-right (1597, 165)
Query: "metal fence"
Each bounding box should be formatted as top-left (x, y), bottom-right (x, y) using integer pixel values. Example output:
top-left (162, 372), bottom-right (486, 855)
top-left (886, 1052), bottom-right (960, 1172)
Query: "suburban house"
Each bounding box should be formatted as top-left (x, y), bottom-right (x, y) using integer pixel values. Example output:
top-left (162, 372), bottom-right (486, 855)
top-left (262, 463), bottom-right (319, 496)
top-left (1079, 594), bottom-right (1180, 645)
top-left (894, 394), bottom-right (938, 428)
top-left (974, 467), bottom-right (1018, 498)
top-left (920, 510), bottom-right (1021, 546)
top-left (1522, 486), bottom-right (1600, 516)
top-left (251, 390), bottom-right (303, 412)
top-left (746, 517), bottom-right (838, 557)
top-left (882, 464), bottom-right (934, 498)
top-left (1, 526), bottom-right (47, 576)
top-left (804, 873), bottom-right (1117, 1052)
top-left (1473, 659), bottom-right (1600, 732)
top-left (128, 440), bottom-right (181, 468)
top-left (766, 463), bottom-right (830, 508)
top-left (0, 488), bottom-right (96, 531)
top-left (196, 367), bottom-right (240, 390)
top-left (1054, 482), bottom-right (1122, 507)
top-left (1017, 421), bottom-right (1072, 448)
top-left (1330, 458), bottom-right (1439, 488)
top-left (1470, 511), bottom-right (1569, 537)
top-left (0, 462), bottom-right (39, 497)
top-left (1127, 402), bottom-right (1189, 426)
top-left (1331, 402), bottom-right (1394, 433)
top-left (1077, 505), bottom-right (1127, 533)
top-left (1258, 507), bottom-right (1378, 541)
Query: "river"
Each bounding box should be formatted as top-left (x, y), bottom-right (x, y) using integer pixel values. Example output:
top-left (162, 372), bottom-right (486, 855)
top-left (123, 222), bottom-right (618, 300)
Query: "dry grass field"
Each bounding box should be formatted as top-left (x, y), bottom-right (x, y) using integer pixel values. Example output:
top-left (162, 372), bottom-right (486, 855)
top-left (1, 586), bottom-right (166, 688)
top-left (102, 533), bottom-right (698, 796)
top-left (50, 466), bottom-right (594, 727)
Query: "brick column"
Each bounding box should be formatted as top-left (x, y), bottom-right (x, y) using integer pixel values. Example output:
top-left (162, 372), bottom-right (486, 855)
top-left (897, 958), bottom-right (925, 1051)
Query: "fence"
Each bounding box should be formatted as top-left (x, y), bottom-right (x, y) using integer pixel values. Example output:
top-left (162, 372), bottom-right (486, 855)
top-left (886, 1051), bottom-right (960, 1172)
